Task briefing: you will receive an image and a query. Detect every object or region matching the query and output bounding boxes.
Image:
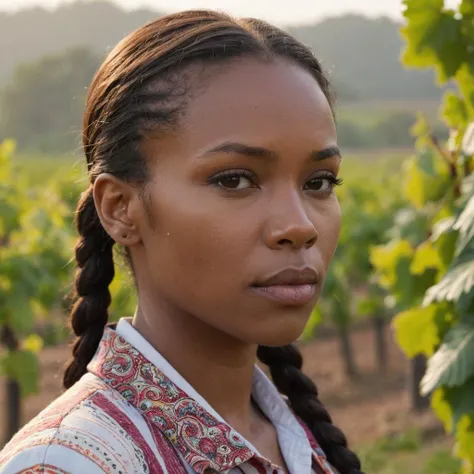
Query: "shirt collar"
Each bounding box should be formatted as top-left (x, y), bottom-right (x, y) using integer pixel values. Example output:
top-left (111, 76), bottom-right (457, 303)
top-left (114, 318), bottom-right (231, 428)
top-left (88, 319), bottom-right (331, 473)
top-left (89, 323), bottom-right (262, 473)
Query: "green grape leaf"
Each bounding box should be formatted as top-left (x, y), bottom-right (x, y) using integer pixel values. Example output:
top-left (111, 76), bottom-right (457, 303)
top-left (432, 217), bottom-right (458, 271)
top-left (402, 1), bottom-right (466, 81)
top-left (404, 159), bottom-right (430, 209)
top-left (427, 12), bottom-right (467, 81)
top-left (410, 113), bottom-right (432, 139)
top-left (457, 291), bottom-right (474, 322)
top-left (370, 240), bottom-right (414, 288)
top-left (441, 379), bottom-right (474, 432)
top-left (421, 323), bottom-right (474, 395)
top-left (403, 4), bottom-right (467, 82)
top-left (410, 240), bottom-right (444, 275)
top-left (453, 194), bottom-right (474, 255)
top-left (403, 157), bottom-right (448, 209)
top-left (393, 304), bottom-right (447, 357)
top-left (418, 148), bottom-right (438, 175)
top-left (396, 257), bottom-right (437, 309)
top-left (371, 239), bottom-right (437, 310)
top-left (441, 91), bottom-right (469, 128)
top-left (462, 171), bottom-right (474, 197)
top-left (424, 255), bottom-right (474, 305)
top-left (403, 0), bottom-right (443, 13)
top-left (0, 349), bottom-right (39, 396)
top-left (399, 1), bottom-right (474, 468)
top-left (431, 387), bottom-right (454, 432)
top-left (431, 216), bottom-right (456, 242)
top-left (432, 383), bottom-right (474, 456)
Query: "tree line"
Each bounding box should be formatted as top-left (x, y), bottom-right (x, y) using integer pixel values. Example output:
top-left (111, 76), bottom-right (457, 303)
top-left (0, 1), bottom-right (443, 101)
top-left (0, 1), bottom-right (451, 153)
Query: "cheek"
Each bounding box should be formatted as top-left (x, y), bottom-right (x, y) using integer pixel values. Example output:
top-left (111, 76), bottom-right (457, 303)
top-left (143, 183), bottom-right (256, 295)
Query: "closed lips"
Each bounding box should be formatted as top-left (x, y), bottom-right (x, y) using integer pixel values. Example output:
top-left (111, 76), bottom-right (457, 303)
top-left (250, 268), bottom-right (320, 305)
top-left (252, 267), bottom-right (319, 287)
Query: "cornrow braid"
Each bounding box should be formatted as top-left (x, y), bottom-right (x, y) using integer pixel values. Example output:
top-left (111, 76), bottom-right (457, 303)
top-left (63, 188), bottom-right (115, 389)
top-left (257, 345), bottom-right (364, 474)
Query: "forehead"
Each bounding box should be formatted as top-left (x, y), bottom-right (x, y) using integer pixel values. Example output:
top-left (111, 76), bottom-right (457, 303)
top-left (182, 58), bottom-right (336, 152)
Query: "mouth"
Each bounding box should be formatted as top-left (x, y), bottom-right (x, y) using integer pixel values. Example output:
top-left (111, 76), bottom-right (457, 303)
top-left (250, 267), bottom-right (320, 306)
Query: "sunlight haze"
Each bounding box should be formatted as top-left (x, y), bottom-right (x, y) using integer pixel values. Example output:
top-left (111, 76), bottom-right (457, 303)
top-left (0, 0), bottom-right (416, 25)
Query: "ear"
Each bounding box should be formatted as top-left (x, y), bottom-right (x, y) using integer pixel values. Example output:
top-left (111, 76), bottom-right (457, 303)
top-left (93, 173), bottom-right (142, 247)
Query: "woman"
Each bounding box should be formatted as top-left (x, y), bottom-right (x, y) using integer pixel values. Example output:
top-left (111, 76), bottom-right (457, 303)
top-left (0, 10), bottom-right (364, 474)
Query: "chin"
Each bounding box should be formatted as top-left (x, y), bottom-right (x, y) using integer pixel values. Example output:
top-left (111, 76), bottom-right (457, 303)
top-left (250, 322), bottom-right (307, 347)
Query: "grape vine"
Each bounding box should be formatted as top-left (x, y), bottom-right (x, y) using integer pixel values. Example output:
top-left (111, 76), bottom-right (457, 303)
top-left (371, 0), bottom-right (474, 468)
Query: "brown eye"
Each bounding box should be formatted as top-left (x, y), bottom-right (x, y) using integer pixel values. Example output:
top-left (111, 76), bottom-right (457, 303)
top-left (209, 169), bottom-right (258, 190)
top-left (305, 177), bottom-right (333, 192)
top-left (217, 175), bottom-right (253, 189)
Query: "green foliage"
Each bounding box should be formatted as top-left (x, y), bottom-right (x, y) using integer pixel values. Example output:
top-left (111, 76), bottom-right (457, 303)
top-left (306, 157), bottom-right (405, 337)
top-left (357, 429), bottom-right (460, 474)
top-left (402, 148), bottom-right (451, 209)
top-left (421, 449), bottom-right (463, 474)
top-left (0, 350), bottom-right (40, 396)
top-left (0, 141), bottom-right (140, 399)
top-left (422, 324), bottom-right (474, 393)
top-left (0, 140), bottom-right (74, 396)
top-left (370, 238), bottom-right (438, 310)
top-left (442, 92), bottom-right (469, 129)
top-left (0, 47), bottom-right (101, 152)
top-left (401, 0), bottom-right (473, 83)
top-left (393, 303), bottom-right (452, 358)
top-left (370, 0), bottom-right (474, 469)
top-left (109, 256), bottom-right (137, 321)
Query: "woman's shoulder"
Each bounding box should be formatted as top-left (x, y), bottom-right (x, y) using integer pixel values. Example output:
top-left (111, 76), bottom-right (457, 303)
top-left (0, 374), bottom-right (158, 474)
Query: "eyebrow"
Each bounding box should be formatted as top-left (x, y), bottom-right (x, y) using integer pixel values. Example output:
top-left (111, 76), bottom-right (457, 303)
top-left (204, 142), bottom-right (342, 161)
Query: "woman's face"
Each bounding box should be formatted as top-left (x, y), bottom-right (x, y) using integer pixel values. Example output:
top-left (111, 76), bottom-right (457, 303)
top-left (134, 58), bottom-right (341, 346)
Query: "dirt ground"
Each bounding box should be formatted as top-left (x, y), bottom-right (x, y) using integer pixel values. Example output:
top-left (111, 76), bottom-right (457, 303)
top-left (0, 325), bottom-right (442, 447)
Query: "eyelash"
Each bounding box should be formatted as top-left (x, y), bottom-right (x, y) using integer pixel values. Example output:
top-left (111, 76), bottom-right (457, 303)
top-left (306, 172), bottom-right (344, 192)
top-left (208, 169), bottom-right (257, 187)
top-left (208, 169), bottom-right (343, 192)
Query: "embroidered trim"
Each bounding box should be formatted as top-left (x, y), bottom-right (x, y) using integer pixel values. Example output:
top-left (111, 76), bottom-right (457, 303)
top-left (88, 329), bottom-right (254, 473)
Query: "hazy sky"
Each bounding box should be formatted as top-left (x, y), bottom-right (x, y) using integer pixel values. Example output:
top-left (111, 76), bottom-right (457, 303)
top-left (0, 0), bottom-right (463, 25)
top-left (0, 0), bottom-right (407, 25)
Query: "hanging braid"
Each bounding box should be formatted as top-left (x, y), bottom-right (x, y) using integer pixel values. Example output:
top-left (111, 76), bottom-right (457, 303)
top-left (257, 345), bottom-right (364, 474)
top-left (63, 189), bottom-right (115, 389)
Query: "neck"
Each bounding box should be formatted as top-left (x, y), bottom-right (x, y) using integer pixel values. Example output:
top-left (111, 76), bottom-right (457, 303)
top-left (132, 295), bottom-right (258, 431)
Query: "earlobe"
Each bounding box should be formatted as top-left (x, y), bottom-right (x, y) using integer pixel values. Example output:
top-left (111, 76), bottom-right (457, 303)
top-left (93, 173), bottom-right (141, 246)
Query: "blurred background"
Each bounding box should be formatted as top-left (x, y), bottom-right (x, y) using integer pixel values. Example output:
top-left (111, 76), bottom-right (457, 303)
top-left (0, 1), bottom-right (473, 473)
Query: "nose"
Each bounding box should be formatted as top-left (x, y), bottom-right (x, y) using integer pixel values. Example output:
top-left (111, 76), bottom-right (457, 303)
top-left (264, 193), bottom-right (318, 251)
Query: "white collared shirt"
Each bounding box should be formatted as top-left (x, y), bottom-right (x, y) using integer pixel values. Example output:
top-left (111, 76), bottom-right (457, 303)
top-left (0, 318), bottom-right (335, 474)
top-left (115, 318), bottom-right (316, 473)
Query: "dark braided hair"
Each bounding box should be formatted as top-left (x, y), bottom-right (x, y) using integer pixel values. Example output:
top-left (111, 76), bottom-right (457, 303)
top-left (258, 345), bottom-right (362, 474)
top-left (63, 188), bottom-right (115, 387)
top-left (64, 10), bottom-right (363, 474)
